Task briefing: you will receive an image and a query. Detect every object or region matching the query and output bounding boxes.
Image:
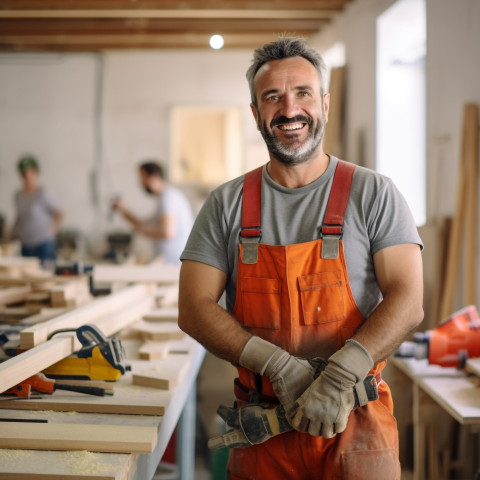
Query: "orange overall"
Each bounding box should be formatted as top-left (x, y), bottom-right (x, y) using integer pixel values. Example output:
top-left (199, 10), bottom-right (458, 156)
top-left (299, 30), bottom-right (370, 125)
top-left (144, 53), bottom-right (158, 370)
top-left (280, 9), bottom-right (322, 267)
top-left (227, 161), bottom-right (401, 480)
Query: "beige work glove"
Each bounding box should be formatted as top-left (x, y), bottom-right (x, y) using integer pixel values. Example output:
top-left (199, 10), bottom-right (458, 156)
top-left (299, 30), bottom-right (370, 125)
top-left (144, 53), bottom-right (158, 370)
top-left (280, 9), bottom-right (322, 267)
top-left (239, 336), bottom-right (315, 416)
top-left (291, 339), bottom-right (373, 438)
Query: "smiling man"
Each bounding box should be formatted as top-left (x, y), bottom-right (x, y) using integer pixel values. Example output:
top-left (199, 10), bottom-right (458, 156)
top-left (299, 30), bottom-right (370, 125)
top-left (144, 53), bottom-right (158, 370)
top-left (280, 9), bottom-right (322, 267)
top-left (179, 37), bottom-right (423, 479)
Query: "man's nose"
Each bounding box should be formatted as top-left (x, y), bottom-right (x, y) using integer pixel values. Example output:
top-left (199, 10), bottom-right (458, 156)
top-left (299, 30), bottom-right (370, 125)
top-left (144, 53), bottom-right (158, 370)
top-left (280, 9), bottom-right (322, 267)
top-left (279, 94), bottom-right (299, 118)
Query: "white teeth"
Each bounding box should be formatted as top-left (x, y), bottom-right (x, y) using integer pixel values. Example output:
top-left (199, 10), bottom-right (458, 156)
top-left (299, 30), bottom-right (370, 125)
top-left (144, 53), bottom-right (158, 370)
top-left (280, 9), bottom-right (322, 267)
top-left (278, 123), bottom-right (303, 131)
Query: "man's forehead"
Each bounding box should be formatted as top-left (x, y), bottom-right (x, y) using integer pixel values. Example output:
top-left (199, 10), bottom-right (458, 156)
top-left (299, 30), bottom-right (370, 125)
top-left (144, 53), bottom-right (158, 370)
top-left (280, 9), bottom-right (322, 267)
top-left (254, 56), bottom-right (321, 91)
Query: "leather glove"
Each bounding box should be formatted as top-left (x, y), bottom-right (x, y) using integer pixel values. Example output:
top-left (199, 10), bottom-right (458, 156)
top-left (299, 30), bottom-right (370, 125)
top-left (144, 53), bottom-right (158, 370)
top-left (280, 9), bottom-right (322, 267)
top-left (239, 336), bottom-right (316, 416)
top-left (291, 339), bottom-right (374, 438)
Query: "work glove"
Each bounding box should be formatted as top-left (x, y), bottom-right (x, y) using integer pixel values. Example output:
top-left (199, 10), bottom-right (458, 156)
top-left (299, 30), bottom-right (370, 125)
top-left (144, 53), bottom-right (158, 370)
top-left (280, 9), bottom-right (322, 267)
top-left (239, 336), bottom-right (317, 416)
top-left (208, 403), bottom-right (292, 449)
top-left (291, 339), bottom-right (374, 439)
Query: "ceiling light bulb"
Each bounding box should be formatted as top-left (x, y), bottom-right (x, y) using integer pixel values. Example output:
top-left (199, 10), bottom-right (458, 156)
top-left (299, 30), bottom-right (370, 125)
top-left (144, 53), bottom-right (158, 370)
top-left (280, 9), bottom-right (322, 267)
top-left (210, 34), bottom-right (224, 50)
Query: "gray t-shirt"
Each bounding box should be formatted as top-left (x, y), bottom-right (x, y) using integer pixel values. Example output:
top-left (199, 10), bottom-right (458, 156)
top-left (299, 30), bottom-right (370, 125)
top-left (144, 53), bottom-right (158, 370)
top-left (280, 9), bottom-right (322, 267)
top-left (181, 156), bottom-right (423, 318)
top-left (13, 187), bottom-right (60, 246)
top-left (154, 185), bottom-right (194, 264)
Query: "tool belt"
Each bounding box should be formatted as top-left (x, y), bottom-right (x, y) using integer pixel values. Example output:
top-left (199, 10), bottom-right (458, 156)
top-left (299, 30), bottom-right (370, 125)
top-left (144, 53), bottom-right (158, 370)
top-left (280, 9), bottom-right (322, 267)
top-left (234, 372), bottom-right (382, 406)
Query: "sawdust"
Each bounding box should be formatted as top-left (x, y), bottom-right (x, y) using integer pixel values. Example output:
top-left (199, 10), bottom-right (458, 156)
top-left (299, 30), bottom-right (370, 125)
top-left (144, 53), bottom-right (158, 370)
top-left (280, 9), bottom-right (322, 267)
top-left (0, 449), bottom-right (29, 461)
top-left (64, 450), bottom-right (118, 474)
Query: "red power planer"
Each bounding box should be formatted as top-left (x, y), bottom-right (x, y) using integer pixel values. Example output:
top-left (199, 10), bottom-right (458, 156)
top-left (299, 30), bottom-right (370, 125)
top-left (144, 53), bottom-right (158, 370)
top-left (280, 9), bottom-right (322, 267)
top-left (396, 305), bottom-right (480, 368)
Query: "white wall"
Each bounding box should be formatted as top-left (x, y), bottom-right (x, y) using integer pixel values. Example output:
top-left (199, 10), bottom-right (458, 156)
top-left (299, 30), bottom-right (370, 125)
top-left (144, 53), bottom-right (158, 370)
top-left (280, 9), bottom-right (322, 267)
top-left (0, 49), bottom-right (265, 256)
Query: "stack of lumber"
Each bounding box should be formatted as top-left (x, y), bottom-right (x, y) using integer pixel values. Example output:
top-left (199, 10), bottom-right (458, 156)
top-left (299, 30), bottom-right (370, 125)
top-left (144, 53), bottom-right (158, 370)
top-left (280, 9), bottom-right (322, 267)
top-left (0, 260), bottom-right (195, 474)
top-left (0, 275), bottom-right (92, 316)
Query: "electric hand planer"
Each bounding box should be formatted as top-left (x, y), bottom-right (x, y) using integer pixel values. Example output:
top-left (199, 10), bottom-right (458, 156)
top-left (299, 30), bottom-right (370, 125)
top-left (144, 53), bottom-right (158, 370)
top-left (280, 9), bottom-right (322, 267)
top-left (395, 305), bottom-right (480, 368)
top-left (43, 324), bottom-right (131, 381)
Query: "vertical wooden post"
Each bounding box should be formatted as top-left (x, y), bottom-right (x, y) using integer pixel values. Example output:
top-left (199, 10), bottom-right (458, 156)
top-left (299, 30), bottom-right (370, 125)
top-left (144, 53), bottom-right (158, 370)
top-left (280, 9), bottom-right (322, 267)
top-left (438, 103), bottom-right (479, 321)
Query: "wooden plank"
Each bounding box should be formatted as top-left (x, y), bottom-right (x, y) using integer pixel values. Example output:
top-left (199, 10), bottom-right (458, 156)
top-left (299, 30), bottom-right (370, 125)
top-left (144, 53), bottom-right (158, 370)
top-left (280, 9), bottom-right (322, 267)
top-left (138, 341), bottom-right (170, 360)
top-left (464, 104), bottom-right (479, 305)
top-left (0, 371), bottom-right (167, 416)
top-left (92, 264), bottom-right (180, 285)
top-left (154, 285), bottom-right (178, 306)
top-left (0, 449), bottom-right (135, 480)
top-left (18, 307), bottom-right (71, 325)
top-left (0, 423), bottom-right (157, 454)
top-left (131, 321), bottom-right (184, 341)
top-left (132, 354), bottom-right (190, 390)
top-left (0, 286), bottom-right (31, 306)
top-left (20, 283), bottom-right (152, 348)
top-left (142, 307), bottom-right (178, 322)
top-left (418, 376), bottom-right (480, 425)
top-left (0, 274), bottom-right (72, 287)
top-left (0, 336), bottom-right (75, 394)
top-left (439, 104), bottom-right (479, 319)
top-left (323, 66), bottom-right (345, 158)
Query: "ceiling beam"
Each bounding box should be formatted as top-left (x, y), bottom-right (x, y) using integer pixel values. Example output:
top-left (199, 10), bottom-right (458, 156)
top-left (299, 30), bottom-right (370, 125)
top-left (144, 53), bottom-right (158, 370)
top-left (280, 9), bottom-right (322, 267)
top-left (0, 9), bottom-right (336, 20)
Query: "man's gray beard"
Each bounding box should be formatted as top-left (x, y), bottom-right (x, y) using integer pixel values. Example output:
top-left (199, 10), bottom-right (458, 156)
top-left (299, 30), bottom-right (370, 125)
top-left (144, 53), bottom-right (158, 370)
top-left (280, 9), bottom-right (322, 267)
top-left (260, 116), bottom-right (326, 166)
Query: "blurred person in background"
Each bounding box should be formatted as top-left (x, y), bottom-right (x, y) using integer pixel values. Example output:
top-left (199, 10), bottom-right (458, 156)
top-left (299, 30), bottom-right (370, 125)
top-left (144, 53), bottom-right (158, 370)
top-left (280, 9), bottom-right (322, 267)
top-left (8, 154), bottom-right (63, 265)
top-left (112, 160), bottom-right (194, 264)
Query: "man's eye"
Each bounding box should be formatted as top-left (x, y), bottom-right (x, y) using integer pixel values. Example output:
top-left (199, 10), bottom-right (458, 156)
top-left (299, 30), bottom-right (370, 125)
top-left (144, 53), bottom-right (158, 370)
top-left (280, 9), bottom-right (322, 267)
top-left (298, 91), bottom-right (309, 97)
top-left (266, 95), bottom-right (279, 102)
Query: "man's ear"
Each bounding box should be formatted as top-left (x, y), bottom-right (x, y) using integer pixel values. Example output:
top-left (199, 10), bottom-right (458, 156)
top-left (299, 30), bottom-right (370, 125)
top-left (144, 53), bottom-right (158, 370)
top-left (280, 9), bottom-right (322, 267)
top-left (250, 103), bottom-right (260, 131)
top-left (323, 92), bottom-right (331, 123)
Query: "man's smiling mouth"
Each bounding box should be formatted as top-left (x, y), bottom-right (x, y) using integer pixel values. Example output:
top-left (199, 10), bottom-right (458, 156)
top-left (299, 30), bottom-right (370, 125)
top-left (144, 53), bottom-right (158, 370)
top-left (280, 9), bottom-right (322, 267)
top-left (277, 123), bottom-right (305, 131)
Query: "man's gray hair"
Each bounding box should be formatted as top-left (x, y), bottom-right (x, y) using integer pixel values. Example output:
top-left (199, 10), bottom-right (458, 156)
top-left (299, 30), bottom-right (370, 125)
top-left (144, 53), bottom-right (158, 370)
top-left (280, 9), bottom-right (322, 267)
top-left (246, 36), bottom-right (328, 106)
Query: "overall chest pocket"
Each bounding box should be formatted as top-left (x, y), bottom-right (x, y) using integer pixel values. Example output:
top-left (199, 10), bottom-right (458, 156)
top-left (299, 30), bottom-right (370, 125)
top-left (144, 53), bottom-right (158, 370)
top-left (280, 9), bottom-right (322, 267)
top-left (238, 276), bottom-right (281, 330)
top-left (298, 270), bottom-right (345, 325)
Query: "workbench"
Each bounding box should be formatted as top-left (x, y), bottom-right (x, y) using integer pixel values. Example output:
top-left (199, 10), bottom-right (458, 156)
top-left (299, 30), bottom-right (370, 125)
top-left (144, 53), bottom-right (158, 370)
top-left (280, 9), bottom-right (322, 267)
top-left (0, 340), bottom-right (205, 480)
top-left (389, 356), bottom-right (480, 480)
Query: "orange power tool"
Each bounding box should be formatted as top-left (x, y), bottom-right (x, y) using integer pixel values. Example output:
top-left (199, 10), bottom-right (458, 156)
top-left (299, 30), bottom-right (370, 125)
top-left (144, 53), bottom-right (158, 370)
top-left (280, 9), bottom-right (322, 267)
top-left (4, 373), bottom-right (109, 397)
top-left (396, 305), bottom-right (480, 367)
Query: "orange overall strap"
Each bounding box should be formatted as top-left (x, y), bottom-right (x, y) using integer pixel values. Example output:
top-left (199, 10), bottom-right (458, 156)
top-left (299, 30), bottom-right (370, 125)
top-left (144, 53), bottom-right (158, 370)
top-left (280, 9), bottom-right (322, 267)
top-left (241, 166), bottom-right (263, 238)
top-left (321, 160), bottom-right (355, 259)
top-left (322, 160), bottom-right (356, 235)
top-left (240, 166), bottom-right (263, 264)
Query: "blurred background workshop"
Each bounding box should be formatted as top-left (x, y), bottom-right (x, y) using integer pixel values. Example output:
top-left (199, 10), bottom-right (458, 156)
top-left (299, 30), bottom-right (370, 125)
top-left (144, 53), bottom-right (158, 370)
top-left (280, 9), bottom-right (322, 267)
top-left (0, 1), bottom-right (480, 479)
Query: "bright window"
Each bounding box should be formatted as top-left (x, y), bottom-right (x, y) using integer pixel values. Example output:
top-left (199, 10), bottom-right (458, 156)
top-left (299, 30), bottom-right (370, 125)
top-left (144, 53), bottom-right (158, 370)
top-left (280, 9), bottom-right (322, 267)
top-left (376, 0), bottom-right (426, 226)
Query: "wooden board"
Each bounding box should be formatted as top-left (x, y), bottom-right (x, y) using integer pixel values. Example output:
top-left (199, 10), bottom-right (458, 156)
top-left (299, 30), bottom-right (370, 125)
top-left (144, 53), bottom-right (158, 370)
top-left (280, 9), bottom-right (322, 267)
top-left (0, 449), bottom-right (135, 480)
top-left (142, 307), bottom-right (179, 322)
top-left (20, 283), bottom-right (153, 348)
top-left (419, 376), bottom-right (480, 425)
top-left (138, 341), bottom-right (171, 360)
top-left (92, 264), bottom-right (180, 285)
top-left (154, 285), bottom-right (179, 307)
top-left (0, 381), bottom-right (167, 416)
top-left (131, 321), bottom-right (184, 341)
top-left (0, 422), bottom-right (157, 453)
top-left (132, 353), bottom-right (191, 390)
top-left (0, 286), bottom-right (31, 306)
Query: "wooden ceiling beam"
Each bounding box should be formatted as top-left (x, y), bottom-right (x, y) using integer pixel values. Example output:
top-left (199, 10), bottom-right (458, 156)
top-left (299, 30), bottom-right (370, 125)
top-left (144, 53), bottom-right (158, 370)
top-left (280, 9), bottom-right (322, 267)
top-left (0, 9), bottom-right (337, 20)
top-left (0, 18), bottom-right (328, 33)
top-left (1, 0), bottom-right (350, 9)
top-left (0, 32), bottom-right (293, 51)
